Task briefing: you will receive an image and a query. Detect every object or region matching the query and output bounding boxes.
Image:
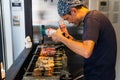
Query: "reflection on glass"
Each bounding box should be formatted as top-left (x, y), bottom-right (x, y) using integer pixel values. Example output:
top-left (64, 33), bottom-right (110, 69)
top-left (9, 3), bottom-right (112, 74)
top-left (32, 0), bottom-right (60, 44)
top-left (32, 0), bottom-right (59, 26)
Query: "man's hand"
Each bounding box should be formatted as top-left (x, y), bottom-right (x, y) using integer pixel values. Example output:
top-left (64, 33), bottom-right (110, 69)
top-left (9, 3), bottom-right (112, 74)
top-left (50, 28), bottom-right (64, 42)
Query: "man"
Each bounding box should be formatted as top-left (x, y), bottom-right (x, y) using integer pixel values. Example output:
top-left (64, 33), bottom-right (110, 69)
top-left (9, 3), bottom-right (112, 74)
top-left (49, 0), bottom-right (117, 80)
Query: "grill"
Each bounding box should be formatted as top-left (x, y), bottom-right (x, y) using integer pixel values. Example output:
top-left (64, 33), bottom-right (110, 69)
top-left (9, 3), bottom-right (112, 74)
top-left (23, 44), bottom-right (72, 80)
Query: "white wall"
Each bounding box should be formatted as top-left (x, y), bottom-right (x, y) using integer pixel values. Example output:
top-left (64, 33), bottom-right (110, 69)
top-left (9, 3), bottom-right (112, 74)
top-left (88, 0), bottom-right (98, 10)
top-left (2, 0), bottom-right (26, 69)
top-left (11, 0), bottom-right (25, 60)
top-left (108, 0), bottom-right (120, 80)
top-left (114, 24), bottom-right (120, 80)
top-left (2, 0), bottom-right (13, 69)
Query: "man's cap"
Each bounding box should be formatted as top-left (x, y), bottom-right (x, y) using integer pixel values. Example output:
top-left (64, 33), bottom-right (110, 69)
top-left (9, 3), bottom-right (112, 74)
top-left (57, 0), bottom-right (84, 16)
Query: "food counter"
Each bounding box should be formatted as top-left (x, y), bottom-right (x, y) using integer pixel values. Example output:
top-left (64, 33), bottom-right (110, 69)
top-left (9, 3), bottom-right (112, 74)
top-left (6, 25), bottom-right (85, 80)
top-left (6, 43), bottom-right (85, 80)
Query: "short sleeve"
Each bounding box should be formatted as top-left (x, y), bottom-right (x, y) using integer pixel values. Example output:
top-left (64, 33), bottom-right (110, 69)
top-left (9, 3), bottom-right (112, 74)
top-left (82, 17), bottom-right (100, 43)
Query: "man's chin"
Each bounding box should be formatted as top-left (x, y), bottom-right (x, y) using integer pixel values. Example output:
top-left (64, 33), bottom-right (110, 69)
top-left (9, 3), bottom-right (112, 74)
top-left (69, 22), bottom-right (82, 27)
top-left (75, 22), bottom-right (82, 27)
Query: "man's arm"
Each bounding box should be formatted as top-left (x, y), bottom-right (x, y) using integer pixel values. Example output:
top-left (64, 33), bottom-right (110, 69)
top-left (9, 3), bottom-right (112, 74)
top-left (60, 37), bottom-right (95, 59)
top-left (50, 28), bottom-right (95, 59)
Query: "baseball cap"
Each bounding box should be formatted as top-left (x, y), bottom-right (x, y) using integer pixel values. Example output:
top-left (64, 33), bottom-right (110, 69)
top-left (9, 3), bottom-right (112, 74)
top-left (57, 0), bottom-right (84, 16)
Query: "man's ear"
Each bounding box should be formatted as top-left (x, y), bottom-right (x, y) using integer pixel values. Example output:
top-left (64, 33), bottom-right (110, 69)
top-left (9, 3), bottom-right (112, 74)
top-left (70, 8), bottom-right (77, 15)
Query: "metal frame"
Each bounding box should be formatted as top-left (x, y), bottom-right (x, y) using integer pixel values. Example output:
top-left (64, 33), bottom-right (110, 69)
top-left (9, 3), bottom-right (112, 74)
top-left (0, 0), bottom-right (6, 79)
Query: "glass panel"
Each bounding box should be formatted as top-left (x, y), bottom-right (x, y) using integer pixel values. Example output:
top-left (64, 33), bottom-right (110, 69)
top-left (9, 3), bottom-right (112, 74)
top-left (32, 0), bottom-right (59, 26)
top-left (32, 0), bottom-right (60, 44)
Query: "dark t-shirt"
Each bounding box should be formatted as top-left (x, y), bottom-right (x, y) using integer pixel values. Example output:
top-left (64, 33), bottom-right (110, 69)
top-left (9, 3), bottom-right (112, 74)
top-left (82, 10), bottom-right (117, 80)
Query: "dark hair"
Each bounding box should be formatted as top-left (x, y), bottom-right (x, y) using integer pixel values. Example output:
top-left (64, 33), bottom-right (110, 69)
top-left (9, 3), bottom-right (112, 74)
top-left (67, 5), bottom-right (87, 15)
top-left (74, 4), bottom-right (87, 9)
